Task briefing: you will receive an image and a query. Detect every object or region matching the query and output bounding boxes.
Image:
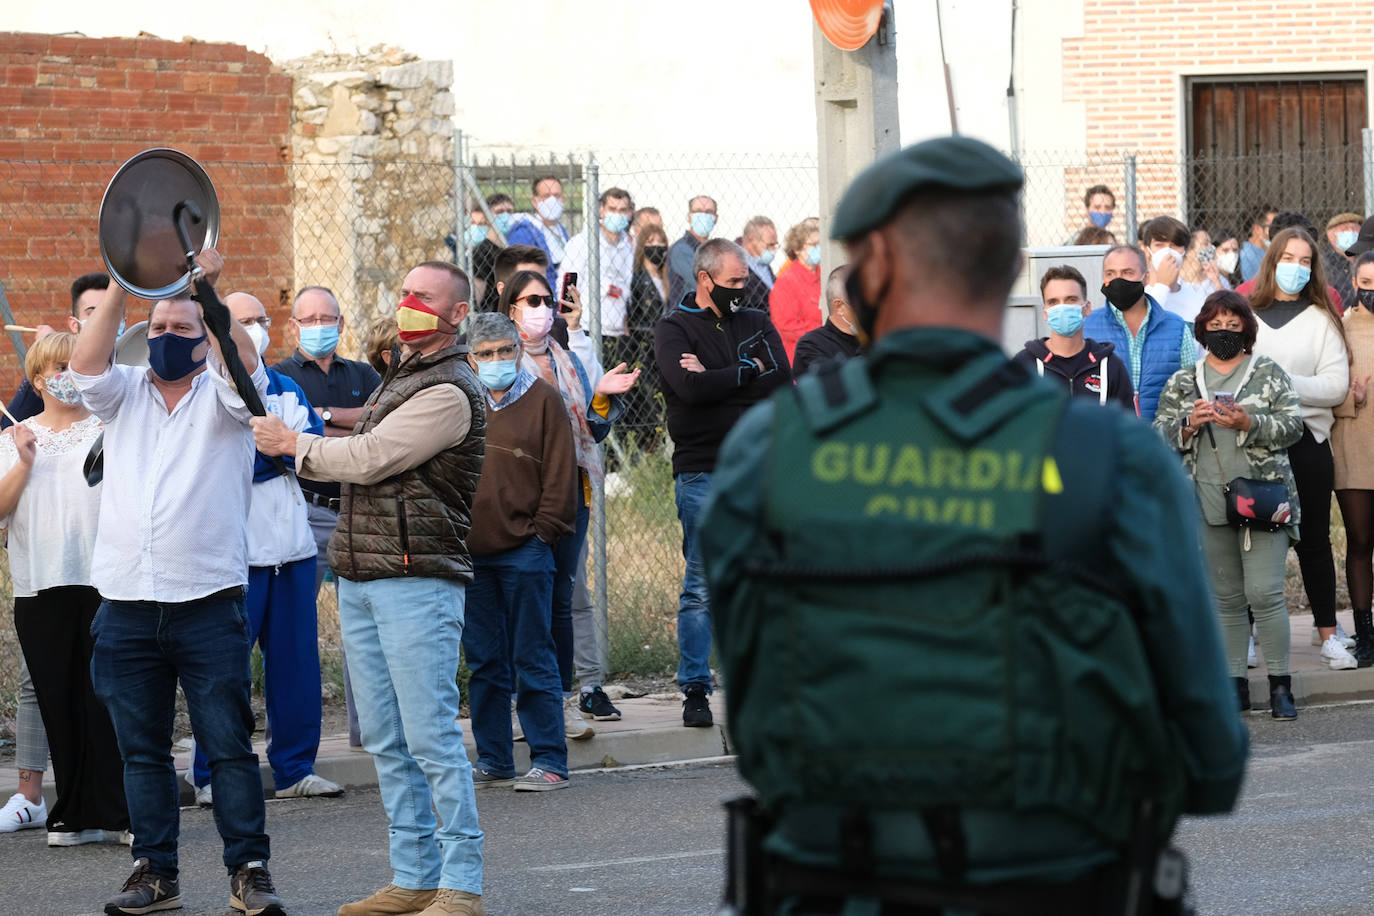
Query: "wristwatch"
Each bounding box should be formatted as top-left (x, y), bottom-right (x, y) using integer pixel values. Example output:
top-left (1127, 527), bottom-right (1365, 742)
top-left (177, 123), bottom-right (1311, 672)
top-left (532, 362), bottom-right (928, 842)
top-left (321, 409), bottom-right (333, 426)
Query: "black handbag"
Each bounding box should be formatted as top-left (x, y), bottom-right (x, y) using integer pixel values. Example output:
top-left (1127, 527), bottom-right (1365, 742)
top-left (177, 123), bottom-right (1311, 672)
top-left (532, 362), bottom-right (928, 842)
top-left (1196, 382), bottom-right (1292, 532)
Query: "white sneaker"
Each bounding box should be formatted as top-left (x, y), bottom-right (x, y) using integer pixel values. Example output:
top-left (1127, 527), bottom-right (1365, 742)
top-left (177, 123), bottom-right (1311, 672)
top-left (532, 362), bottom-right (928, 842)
top-left (1322, 636), bottom-right (1358, 670)
top-left (1247, 634), bottom-right (1258, 668)
top-left (565, 697), bottom-right (594, 741)
top-left (276, 773), bottom-right (344, 799)
top-left (0, 792), bottom-right (45, 833)
top-left (194, 783), bottom-right (213, 808)
top-left (47, 828), bottom-right (106, 847)
top-left (1313, 624), bottom-right (1356, 648)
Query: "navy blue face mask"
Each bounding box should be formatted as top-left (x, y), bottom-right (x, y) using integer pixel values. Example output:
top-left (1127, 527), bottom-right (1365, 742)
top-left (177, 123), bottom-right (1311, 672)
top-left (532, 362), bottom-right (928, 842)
top-left (147, 331), bottom-right (208, 381)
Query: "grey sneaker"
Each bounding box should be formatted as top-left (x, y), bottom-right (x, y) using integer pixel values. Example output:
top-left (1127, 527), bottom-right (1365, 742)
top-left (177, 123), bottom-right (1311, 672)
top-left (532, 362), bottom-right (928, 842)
top-left (275, 773), bottom-right (343, 799)
top-left (104, 858), bottom-right (181, 915)
top-left (512, 767), bottom-right (568, 792)
top-left (229, 860), bottom-right (285, 916)
top-left (471, 767), bottom-right (516, 790)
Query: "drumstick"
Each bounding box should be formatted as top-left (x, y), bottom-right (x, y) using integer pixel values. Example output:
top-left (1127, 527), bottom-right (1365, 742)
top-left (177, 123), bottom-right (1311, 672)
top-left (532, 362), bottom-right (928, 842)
top-left (3, 325), bottom-right (38, 333)
top-left (0, 403), bottom-right (20, 426)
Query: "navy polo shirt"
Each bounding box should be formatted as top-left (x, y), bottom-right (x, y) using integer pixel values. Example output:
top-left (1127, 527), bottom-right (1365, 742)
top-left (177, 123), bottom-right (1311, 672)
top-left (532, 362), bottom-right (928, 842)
top-left (270, 350), bottom-right (382, 499)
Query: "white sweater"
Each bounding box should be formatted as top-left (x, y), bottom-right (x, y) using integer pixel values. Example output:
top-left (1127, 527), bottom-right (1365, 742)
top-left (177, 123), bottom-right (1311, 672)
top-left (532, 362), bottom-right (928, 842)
top-left (1252, 304), bottom-right (1350, 443)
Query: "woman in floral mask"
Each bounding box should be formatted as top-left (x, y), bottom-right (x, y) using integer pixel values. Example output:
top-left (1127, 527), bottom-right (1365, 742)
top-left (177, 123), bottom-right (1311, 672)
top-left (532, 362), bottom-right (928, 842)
top-left (0, 331), bottom-right (128, 845)
top-left (496, 271), bottom-right (639, 734)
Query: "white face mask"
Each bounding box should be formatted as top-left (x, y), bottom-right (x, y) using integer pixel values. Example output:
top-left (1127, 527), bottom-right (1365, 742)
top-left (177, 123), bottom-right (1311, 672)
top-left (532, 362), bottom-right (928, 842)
top-left (1216, 250), bottom-right (1239, 274)
top-left (245, 322), bottom-right (270, 355)
top-left (535, 196), bottom-right (564, 222)
top-left (1151, 247), bottom-right (1182, 270)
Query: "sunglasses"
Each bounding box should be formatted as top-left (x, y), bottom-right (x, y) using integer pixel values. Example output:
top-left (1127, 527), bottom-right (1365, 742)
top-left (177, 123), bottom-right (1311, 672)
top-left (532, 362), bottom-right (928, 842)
top-left (519, 294), bottom-right (557, 309)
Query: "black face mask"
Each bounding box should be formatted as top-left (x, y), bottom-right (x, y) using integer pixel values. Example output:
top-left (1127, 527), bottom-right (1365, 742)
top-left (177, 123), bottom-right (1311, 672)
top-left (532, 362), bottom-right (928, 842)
top-left (1358, 288), bottom-right (1374, 311)
top-left (644, 245), bottom-right (668, 267)
top-left (1101, 278), bottom-right (1146, 310)
top-left (708, 279), bottom-right (745, 315)
top-left (1205, 328), bottom-right (1246, 361)
top-left (845, 265), bottom-right (880, 344)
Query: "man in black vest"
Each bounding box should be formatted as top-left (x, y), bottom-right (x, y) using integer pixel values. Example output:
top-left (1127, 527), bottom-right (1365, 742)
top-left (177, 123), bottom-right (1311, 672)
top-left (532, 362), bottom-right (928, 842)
top-left (253, 261), bottom-right (486, 916)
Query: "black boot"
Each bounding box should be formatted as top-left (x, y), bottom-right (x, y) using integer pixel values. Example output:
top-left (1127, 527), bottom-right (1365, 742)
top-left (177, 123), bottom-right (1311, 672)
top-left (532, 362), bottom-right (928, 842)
top-left (1354, 610), bottom-right (1374, 668)
top-left (1234, 677), bottom-right (1251, 713)
top-left (1268, 675), bottom-right (1297, 721)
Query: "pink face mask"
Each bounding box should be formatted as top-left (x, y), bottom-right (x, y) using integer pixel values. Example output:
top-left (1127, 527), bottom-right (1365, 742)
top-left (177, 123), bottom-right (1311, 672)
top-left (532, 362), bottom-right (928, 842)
top-left (517, 303), bottom-right (554, 341)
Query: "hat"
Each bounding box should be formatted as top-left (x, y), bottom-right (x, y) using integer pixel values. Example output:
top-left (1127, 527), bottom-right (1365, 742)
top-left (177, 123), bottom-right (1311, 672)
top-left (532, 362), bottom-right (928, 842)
top-left (1326, 212), bottom-right (1364, 231)
top-left (1346, 215), bottom-right (1374, 257)
top-left (830, 136), bottom-right (1024, 240)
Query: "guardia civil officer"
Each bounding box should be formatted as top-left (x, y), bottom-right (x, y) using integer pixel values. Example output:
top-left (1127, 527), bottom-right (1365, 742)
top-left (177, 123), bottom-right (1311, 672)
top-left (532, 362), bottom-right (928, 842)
top-left (701, 137), bottom-right (1249, 916)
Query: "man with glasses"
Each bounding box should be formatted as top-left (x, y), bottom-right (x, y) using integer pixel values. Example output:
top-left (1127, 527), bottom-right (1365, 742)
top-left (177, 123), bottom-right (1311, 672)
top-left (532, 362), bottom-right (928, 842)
top-left (184, 292), bottom-right (342, 806)
top-left (668, 195), bottom-right (719, 307)
top-left (270, 285), bottom-right (382, 749)
top-left (506, 175), bottom-right (571, 290)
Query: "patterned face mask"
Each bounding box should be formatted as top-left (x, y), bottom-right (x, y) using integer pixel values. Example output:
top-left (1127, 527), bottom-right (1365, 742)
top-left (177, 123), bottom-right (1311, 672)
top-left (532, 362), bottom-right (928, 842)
top-left (44, 370), bottom-right (83, 406)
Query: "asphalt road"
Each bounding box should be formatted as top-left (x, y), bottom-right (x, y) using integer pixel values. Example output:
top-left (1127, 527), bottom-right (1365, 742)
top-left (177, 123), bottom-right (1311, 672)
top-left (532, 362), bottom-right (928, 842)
top-left (7, 704), bottom-right (1374, 915)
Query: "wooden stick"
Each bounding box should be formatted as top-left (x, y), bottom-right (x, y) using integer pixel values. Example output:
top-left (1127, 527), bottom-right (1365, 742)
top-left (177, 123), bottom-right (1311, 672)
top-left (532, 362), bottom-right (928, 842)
top-left (0, 403), bottom-right (20, 427)
top-left (3, 325), bottom-right (38, 333)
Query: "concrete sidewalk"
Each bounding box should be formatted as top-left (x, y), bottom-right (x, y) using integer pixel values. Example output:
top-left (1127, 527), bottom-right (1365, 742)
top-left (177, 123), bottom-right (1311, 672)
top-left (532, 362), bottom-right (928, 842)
top-left (4, 607), bottom-right (1372, 802)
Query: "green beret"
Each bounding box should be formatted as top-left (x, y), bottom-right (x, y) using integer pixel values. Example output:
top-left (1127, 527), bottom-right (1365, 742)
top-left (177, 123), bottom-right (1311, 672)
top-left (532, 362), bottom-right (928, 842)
top-left (830, 136), bottom-right (1024, 240)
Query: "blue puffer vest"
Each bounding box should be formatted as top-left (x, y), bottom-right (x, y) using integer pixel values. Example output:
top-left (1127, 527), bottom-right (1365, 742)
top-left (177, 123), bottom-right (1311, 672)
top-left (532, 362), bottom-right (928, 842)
top-left (1083, 296), bottom-right (1186, 421)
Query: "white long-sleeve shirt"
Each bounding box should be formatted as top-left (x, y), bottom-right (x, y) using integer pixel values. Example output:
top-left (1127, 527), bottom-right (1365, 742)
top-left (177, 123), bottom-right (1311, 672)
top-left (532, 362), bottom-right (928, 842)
top-left (558, 227), bottom-right (634, 336)
top-left (71, 351), bottom-right (267, 602)
top-left (1252, 304), bottom-right (1350, 443)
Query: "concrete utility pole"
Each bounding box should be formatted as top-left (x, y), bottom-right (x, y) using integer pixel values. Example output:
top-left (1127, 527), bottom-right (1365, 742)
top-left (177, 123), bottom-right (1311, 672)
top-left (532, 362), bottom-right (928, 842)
top-left (813, 5), bottom-right (900, 283)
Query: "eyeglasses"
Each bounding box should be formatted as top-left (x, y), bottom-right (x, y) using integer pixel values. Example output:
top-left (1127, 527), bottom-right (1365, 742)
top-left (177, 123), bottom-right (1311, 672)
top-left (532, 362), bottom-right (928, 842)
top-left (518, 294), bottom-right (557, 309)
top-left (237, 317), bottom-right (272, 329)
top-left (294, 316), bottom-right (339, 328)
top-left (471, 344), bottom-right (518, 361)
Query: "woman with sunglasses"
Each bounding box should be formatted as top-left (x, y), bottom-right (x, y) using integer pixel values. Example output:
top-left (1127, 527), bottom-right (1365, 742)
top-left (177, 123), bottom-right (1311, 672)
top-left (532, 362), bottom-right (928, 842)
top-left (496, 271), bottom-right (640, 735)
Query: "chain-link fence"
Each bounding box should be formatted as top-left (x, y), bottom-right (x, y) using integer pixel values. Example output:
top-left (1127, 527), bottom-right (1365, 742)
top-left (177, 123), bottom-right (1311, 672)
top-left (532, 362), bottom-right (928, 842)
top-left (6, 142), bottom-right (1374, 726)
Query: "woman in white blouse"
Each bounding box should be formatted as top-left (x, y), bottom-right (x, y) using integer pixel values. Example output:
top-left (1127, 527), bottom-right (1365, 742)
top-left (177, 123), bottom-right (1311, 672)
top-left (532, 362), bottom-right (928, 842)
top-left (1247, 228), bottom-right (1355, 670)
top-left (0, 332), bottom-right (127, 845)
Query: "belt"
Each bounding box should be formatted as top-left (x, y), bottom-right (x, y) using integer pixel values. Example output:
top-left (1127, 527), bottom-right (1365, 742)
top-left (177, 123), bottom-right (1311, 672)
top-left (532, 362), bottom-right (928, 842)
top-left (301, 490), bottom-right (340, 512)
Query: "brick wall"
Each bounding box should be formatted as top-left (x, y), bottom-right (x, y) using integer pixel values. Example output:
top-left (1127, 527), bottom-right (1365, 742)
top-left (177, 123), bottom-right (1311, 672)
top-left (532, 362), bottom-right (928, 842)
top-left (1057, 2), bottom-right (1374, 232)
top-left (0, 32), bottom-right (294, 389)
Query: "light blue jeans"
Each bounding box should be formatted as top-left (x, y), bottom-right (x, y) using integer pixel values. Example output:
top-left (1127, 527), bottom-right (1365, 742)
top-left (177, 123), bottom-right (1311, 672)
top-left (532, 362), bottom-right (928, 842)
top-left (338, 576), bottom-right (483, 894)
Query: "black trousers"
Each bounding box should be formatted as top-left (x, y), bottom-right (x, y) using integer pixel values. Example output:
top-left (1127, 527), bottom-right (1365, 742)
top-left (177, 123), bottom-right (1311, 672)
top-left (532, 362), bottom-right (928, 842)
top-left (14, 585), bottom-right (128, 832)
top-left (1288, 428), bottom-right (1337, 628)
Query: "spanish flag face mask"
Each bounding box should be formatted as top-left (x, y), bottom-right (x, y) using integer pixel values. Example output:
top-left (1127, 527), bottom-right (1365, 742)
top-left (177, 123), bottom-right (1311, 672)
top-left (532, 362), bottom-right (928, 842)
top-left (396, 294), bottom-right (456, 343)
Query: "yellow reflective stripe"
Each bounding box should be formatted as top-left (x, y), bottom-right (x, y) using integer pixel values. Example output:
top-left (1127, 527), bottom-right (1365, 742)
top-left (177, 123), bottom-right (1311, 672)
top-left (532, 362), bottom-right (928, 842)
top-left (1042, 457), bottom-right (1063, 494)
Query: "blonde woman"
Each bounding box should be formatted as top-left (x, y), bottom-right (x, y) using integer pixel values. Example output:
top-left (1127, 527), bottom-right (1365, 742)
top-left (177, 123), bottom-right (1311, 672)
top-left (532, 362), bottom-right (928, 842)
top-left (0, 332), bottom-right (127, 844)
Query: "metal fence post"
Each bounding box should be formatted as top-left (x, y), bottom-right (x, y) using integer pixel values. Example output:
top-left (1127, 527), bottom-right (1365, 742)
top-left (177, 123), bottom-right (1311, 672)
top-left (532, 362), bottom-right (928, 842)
top-left (453, 130), bottom-right (469, 275)
top-left (1124, 153), bottom-right (1138, 245)
top-left (586, 154), bottom-right (610, 682)
top-left (1363, 128), bottom-right (1374, 221)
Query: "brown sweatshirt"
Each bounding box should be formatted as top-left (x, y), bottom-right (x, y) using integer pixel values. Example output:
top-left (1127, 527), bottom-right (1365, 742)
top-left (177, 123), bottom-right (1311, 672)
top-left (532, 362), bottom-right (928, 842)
top-left (468, 377), bottom-right (578, 557)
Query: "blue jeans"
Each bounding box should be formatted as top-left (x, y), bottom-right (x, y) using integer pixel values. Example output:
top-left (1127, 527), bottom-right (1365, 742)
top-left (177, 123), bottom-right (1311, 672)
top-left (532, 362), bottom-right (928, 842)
top-left (552, 499), bottom-right (591, 693)
top-left (193, 558), bottom-right (321, 791)
top-left (464, 537), bottom-right (568, 778)
top-left (91, 592), bottom-right (269, 877)
top-left (674, 472), bottom-right (713, 691)
top-left (339, 575), bottom-right (483, 894)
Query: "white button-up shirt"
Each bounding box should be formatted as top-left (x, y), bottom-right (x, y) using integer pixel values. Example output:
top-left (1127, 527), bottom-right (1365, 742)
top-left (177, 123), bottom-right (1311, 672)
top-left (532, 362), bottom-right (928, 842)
top-left (559, 227), bottom-right (635, 336)
top-left (71, 351), bottom-right (267, 602)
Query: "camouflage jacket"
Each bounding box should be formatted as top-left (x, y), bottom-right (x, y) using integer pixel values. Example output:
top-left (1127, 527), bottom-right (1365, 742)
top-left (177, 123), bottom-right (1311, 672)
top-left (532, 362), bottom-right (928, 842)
top-left (1153, 354), bottom-right (1304, 534)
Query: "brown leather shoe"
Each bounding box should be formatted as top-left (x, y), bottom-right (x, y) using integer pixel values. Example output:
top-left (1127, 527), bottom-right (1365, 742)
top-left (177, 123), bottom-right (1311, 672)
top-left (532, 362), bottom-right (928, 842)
top-left (338, 883), bottom-right (438, 916)
top-left (415, 889), bottom-right (484, 916)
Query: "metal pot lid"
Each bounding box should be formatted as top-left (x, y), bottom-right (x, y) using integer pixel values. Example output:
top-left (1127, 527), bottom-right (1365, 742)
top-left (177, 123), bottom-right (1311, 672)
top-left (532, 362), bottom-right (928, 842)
top-left (98, 148), bottom-right (220, 301)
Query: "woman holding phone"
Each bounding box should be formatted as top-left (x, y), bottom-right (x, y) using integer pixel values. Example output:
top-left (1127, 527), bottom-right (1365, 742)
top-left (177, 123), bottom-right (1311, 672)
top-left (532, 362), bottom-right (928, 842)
top-left (1247, 227), bottom-right (1355, 669)
top-left (1155, 291), bottom-right (1305, 717)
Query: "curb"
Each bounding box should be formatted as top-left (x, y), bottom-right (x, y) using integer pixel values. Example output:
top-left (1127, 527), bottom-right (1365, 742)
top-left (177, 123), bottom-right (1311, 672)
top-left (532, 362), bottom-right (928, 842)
top-left (1245, 665), bottom-right (1374, 710)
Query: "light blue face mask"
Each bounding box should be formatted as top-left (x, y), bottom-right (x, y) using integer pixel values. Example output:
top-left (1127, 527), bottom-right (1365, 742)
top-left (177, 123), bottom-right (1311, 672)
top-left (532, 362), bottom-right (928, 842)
top-left (298, 323), bottom-right (340, 358)
top-left (1274, 262), bottom-right (1312, 295)
top-left (465, 225), bottom-right (487, 247)
top-left (602, 212), bottom-right (630, 234)
top-left (757, 249), bottom-right (776, 266)
top-left (476, 358), bottom-right (518, 391)
top-left (805, 245), bottom-right (822, 266)
top-left (691, 212), bottom-right (716, 237)
top-left (1046, 303), bottom-right (1085, 336)
top-left (493, 212), bottom-right (514, 236)
top-left (1338, 230), bottom-right (1360, 252)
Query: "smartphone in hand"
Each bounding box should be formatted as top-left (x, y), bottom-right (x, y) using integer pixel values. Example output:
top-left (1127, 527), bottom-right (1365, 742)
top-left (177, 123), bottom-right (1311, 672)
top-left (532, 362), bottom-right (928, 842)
top-left (560, 272), bottom-right (578, 313)
top-left (1214, 391), bottom-right (1235, 410)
